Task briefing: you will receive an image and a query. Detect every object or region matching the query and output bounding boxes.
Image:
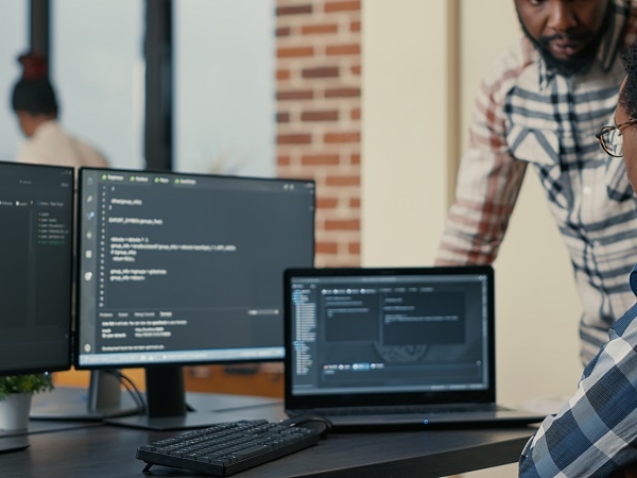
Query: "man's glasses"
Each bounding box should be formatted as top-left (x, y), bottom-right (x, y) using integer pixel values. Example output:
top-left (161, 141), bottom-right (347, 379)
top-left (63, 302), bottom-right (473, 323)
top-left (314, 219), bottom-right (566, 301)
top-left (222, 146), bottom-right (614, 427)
top-left (596, 118), bottom-right (637, 157)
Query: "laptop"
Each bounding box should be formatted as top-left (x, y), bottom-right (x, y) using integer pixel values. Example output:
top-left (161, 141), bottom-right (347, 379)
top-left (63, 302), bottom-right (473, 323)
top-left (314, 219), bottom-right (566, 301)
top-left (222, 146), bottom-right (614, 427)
top-left (283, 266), bottom-right (545, 430)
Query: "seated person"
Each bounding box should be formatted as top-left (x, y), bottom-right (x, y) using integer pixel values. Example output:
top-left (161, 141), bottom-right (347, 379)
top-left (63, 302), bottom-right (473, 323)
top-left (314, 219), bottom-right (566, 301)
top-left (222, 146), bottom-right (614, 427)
top-left (518, 40), bottom-right (637, 478)
top-left (11, 53), bottom-right (108, 168)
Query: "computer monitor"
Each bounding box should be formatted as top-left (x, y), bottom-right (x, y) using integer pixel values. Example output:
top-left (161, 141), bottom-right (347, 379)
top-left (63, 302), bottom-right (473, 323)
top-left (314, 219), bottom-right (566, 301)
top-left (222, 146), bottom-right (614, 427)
top-left (0, 161), bottom-right (74, 450)
top-left (76, 168), bottom-right (315, 429)
top-left (0, 161), bottom-right (74, 375)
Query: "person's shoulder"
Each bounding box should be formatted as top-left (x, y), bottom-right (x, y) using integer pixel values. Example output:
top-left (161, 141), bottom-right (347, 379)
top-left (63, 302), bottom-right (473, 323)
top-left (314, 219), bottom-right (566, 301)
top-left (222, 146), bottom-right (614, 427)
top-left (489, 36), bottom-right (537, 72)
top-left (72, 138), bottom-right (109, 168)
top-left (51, 123), bottom-right (108, 167)
top-left (476, 37), bottom-right (535, 104)
top-left (15, 141), bottom-right (41, 164)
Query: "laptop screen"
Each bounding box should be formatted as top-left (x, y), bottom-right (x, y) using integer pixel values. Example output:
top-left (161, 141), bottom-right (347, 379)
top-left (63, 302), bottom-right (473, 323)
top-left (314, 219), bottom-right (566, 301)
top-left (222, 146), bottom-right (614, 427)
top-left (284, 267), bottom-right (495, 406)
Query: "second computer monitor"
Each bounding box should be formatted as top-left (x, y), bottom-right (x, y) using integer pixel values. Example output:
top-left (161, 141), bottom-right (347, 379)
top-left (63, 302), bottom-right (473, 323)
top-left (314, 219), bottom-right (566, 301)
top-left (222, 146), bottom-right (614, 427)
top-left (76, 168), bottom-right (315, 370)
top-left (0, 161), bottom-right (74, 377)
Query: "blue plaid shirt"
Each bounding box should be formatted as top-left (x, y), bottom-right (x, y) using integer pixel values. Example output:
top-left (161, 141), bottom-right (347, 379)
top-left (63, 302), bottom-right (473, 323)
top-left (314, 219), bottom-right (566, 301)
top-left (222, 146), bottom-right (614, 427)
top-left (519, 296), bottom-right (637, 476)
top-left (437, 0), bottom-right (637, 365)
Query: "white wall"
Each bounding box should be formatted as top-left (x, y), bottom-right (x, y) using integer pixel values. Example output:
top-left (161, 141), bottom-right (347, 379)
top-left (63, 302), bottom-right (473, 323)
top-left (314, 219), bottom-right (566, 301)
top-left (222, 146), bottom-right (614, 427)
top-left (361, 0), bottom-right (449, 266)
top-left (362, 1), bottom-right (584, 476)
top-left (174, 0), bottom-right (276, 177)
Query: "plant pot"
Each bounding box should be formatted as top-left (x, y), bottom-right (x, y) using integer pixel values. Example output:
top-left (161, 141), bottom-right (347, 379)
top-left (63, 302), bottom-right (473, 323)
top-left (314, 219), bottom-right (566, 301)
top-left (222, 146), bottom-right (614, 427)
top-left (0, 392), bottom-right (32, 431)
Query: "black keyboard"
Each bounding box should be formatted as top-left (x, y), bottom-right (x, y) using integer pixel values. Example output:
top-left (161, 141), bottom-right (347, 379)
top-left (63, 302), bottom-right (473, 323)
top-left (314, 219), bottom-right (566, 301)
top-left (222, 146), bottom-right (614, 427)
top-left (136, 419), bottom-right (325, 476)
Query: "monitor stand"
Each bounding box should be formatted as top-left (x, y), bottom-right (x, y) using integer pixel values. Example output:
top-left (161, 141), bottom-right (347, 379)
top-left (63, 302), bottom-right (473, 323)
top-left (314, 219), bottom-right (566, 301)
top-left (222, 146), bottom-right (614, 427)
top-left (0, 436), bottom-right (29, 453)
top-left (30, 370), bottom-right (140, 421)
top-left (106, 365), bottom-right (283, 431)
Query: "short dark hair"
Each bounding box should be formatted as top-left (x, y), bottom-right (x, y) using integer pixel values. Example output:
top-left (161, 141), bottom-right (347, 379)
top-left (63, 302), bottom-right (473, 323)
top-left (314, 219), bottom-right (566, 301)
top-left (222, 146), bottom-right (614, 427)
top-left (620, 41), bottom-right (637, 119)
top-left (10, 53), bottom-right (58, 117)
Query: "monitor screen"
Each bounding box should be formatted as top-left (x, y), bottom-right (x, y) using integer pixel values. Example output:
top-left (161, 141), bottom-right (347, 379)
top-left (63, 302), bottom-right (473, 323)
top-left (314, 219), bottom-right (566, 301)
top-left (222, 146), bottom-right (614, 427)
top-left (0, 161), bottom-right (74, 376)
top-left (75, 168), bottom-right (315, 428)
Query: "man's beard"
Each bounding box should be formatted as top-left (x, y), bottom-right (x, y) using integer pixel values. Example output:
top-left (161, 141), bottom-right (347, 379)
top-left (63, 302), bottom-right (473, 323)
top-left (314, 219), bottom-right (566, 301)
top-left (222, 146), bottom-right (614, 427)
top-left (518, 5), bottom-right (612, 78)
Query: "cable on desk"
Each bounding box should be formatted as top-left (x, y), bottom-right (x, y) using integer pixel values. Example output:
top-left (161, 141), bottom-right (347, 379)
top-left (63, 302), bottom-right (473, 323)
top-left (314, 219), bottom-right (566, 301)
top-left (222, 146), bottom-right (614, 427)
top-left (105, 369), bottom-right (147, 414)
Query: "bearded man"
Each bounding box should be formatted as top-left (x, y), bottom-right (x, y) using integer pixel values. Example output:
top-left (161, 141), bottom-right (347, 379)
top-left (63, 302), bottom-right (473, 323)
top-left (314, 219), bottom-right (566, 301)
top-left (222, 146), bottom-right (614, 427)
top-left (437, 0), bottom-right (637, 365)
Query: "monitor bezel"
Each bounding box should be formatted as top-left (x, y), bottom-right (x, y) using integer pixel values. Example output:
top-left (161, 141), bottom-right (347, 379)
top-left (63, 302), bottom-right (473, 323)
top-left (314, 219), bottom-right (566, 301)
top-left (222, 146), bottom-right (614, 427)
top-left (74, 166), bottom-right (316, 371)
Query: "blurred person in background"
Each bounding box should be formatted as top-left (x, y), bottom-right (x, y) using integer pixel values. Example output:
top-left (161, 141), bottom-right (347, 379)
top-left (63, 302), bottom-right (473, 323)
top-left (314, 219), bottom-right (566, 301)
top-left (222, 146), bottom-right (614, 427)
top-left (11, 53), bottom-right (108, 168)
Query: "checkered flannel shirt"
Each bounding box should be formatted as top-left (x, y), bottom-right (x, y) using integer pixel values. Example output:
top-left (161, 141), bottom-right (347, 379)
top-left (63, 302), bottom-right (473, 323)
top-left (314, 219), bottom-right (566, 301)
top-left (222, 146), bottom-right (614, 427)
top-left (519, 294), bottom-right (637, 476)
top-left (437, 0), bottom-right (637, 365)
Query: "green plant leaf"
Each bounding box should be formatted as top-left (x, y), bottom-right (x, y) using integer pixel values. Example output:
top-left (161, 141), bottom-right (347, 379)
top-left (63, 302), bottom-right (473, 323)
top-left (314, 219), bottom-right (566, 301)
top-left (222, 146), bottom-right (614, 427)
top-left (0, 374), bottom-right (54, 400)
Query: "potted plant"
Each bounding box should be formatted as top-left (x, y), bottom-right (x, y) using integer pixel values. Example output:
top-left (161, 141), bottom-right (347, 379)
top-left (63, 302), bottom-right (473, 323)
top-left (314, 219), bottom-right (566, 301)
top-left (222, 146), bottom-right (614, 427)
top-left (0, 374), bottom-right (53, 430)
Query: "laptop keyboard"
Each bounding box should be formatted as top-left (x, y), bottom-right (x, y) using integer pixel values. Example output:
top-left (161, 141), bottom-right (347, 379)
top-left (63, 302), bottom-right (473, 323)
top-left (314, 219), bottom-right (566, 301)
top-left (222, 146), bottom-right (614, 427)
top-left (291, 403), bottom-right (505, 417)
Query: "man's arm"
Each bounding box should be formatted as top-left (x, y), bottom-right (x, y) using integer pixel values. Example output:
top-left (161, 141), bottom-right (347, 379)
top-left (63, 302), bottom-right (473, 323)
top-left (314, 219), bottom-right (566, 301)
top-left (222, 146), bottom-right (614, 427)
top-left (436, 72), bottom-right (527, 266)
top-left (519, 303), bottom-right (637, 477)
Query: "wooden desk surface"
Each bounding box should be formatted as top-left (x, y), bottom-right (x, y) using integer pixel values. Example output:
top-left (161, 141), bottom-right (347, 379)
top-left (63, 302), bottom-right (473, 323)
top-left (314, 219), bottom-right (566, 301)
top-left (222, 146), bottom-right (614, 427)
top-left (0, 422), bottom-right (534, 478)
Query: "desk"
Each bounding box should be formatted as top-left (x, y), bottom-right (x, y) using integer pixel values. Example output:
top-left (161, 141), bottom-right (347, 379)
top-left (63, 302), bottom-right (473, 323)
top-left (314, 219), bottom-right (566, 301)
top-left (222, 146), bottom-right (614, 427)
top-left (0, 422), bottom-right (534, 477)
top-left (30, 387), bottom-right (281, 423)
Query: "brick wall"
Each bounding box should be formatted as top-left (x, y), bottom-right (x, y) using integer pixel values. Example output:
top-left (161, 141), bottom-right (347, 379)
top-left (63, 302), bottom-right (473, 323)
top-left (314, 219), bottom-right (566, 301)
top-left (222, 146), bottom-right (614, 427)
top-left (275, 0), bottom-right (361, 267)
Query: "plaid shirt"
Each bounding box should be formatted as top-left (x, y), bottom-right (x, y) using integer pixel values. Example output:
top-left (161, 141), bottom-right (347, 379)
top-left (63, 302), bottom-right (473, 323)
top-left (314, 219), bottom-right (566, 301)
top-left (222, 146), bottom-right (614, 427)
top-left (437, 0), bottom-right (637, 364)
top-left (519, 296), bottom-right (637, 477)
